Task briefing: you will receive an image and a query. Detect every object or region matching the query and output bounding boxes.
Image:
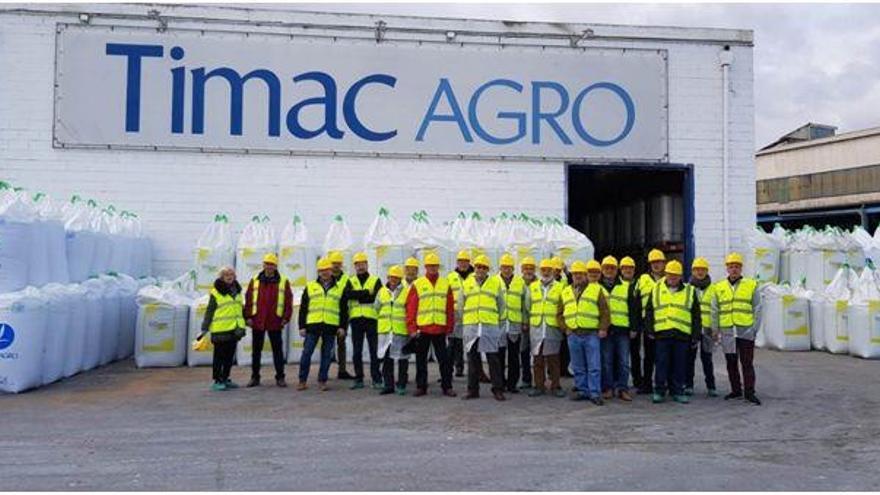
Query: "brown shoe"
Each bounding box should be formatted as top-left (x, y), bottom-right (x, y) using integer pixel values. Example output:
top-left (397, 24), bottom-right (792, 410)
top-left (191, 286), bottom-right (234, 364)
top-left (461, 392), bottom-right (479, 400)
top-left (414, 388), bottom-right (427, 397)
top-left (493, 390), bottom-right (506, 401)
top-left (603, 390), bottom-right (613, 400)
top-left (442, 389), bottom-right (458, 398)
top-left (319, 381), bottom-right (329, 392)
top-left (618, 390), bottom-right (633, 401)
top-left (296, 382), bottom-right (308, 391)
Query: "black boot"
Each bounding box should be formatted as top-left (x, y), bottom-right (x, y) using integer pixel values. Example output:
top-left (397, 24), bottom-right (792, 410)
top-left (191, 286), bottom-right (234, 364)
top-left (745, 392), bottom-right (761, 405)
top-left (724, 391), bottom-right (742, 400)
top-left (247, 377), bottom-right (260, 388)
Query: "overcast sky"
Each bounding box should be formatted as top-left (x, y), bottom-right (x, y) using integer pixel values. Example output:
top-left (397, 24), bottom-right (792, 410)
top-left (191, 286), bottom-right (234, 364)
top-left (293, 2), bottom-right (880, 149)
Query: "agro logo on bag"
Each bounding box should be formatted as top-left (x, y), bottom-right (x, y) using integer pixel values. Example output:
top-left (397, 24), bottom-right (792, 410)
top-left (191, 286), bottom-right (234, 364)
top-left (0, 323), bottom-right (15, 350)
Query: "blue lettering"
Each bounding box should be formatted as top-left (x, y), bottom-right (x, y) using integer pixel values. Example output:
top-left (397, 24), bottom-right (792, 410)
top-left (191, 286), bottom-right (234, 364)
top-left (170, 47), bottom-right (186, 134)
top-left (531, 82), bottom-right (572, 145)
top-left (343, 74), bottom-right (397, 142)
top-left (105, 43), bottom-right (164, 132)
top-left (286, 71), bottom-right (344, 140)
top-left (416, 78), bottom-right (472, 143)
top-left (571, 82), bottom-right (635, 146)
top-left (191, 67), bottom-right (281, 136)
top-left (467, 79), bottom-right (526, 145)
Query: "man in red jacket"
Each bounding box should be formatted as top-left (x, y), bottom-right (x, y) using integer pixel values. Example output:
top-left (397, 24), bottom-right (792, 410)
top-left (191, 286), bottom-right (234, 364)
top-left (405, 252), bottom-right (456, 397)
top-left (244, 253), bottom-right (293, 388)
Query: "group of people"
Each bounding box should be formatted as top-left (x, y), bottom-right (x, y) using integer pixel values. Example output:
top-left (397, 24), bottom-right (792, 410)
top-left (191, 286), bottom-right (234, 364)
top-left (197, 247), bottom-right (762, 406)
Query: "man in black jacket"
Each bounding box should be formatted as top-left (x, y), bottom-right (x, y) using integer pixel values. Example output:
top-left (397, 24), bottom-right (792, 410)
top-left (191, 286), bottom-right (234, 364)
top-left (348, 252), bottom-right (383, 390)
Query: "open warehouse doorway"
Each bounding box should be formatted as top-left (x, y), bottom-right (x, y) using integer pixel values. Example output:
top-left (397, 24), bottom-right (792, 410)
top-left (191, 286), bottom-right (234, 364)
top-left (566, 164), bottom-right (695, 275)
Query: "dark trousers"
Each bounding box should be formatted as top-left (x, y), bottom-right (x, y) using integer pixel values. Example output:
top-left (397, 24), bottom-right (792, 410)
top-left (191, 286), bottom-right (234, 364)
top-left (640, 333), bottom-right (656, 392)
top-left (381, 348), bottom-right (409, 391)
top-left (520, 334), bottom-right (532, 386)
top-left (212, 339), bottom-right (237, 383)
top-left (447, 336), bottom-right (464, 374)
top-left (251, 330), bottom-right (285, 380)
top-left (351, 319), bottom-right (381, 383)
top-left (686, 339), bottom-right (716, 390)
top-left (467, 342), bottom-right (503, 394)
top-left (336, 333), bottom-right (348, 374)
top-left (416, 333), bottom-right (453, 391)
top-left (560, 336), bottom-right (572, 376)
top-left (630, 334), bottom-right (642, 388)
top-left (498, 336), bottom-right (521, 391)
top-left (654, 338), bottom-right (688, 396)
top-left (726, 338), bottom-right (756, 395)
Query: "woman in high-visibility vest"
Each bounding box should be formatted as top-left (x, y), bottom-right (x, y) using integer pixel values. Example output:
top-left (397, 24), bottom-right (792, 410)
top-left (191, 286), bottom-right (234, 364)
top-left (374, 265), bottom-right (412, 396)
top-left (197, 266), bottom-right (246, 392)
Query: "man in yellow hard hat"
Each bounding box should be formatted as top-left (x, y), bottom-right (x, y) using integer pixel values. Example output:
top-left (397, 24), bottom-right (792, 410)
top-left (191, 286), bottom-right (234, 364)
top-left (598, 256), bottom-right (637, 401)
top-left (404, 257), bottom-right (420, 286)
top-left (348, 252), bottom-right (383, 390)
top-left (405, 252), bottom-right (457, 397)
top-left (552, 256), bottom-right (574, 380)
top-left (619, 256), bottom-right (643, 395)
top-left (447, 249), bottom-right (474, 378)
top-left (634, 248), bottom-right (667, 394)
top-left (714, 252), bottom-right (762, 405)
top-left (687, 257), bottom-right (718, 397)
top-left (518, 256), bottom-right (538, 390)
top-left (524, 258), bottom-right (566, 397)
top-left (374, 265), bottom-right (411, 395)
top-left (493, 253), bottom-right (527, 394)
top-left (561, 260), bottom-right (610, 405)
top-left (297, 258), bottom-right (348, 391)
top-left (460, 255), bottom-right (507, 401)
top-left (243, 253), bottom-right (293, 388)
top-left (328, 250), bottom-right (355, 380)
top-left (644, 260), bottom-right (701, 404)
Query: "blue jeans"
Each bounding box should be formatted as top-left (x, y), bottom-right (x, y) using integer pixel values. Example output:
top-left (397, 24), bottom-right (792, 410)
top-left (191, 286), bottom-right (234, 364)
top-left (299, 328), bottom-right (336, 383)
top-left (601, 331), bottom-right (631, 392)
top-left (568, 332), bottom-right (601, 398)
top-left (654, 338), bottom-right (688, 396)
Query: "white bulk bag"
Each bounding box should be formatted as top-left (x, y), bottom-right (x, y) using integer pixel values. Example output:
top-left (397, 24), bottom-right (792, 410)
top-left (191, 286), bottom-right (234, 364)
top-left (364, 207), bottom-right (406, 277)
top-left (406, 211), bottom-right (452, 273)
top-left (822, 267), bottom-right (852, 354)
top-left (236, 327), bottom-right (289, 367)
top-left (134, 285), bottom-right (189, 368)
top-left (0, 288), bottom-right (48, 393)
top-left (41, 283), bottom-right (72, 385)
top-left (808, 292), bottom-right (826, 351)
top-left (63, 284), bottom-right (88, 378)
top-left (194, 215), bottom-right (235, 292)
top-left (89, 205), bottom-right (114, 277)
top-left (806, 228), bottom-right (846, 291)
top-left (286, 293), bottom-right (303, 364)
top-left (116, 274), bottom-right (139, 360)
top-left (761, 284), bottom-right (810, 351)
top-left (0, 194), bottom-right (36, 292)
top-left (97, 276), bottom-right (121, 366)
top-left (81, 279), bottom-right (105, 370)
top-left (127, 214), bottom-right (153, 278)
top-left (108, 209), bottom-right (135, 276)
top-left (848, 267), bottom-right (880, 359)
top-left (64, 200), bottom-right (98, 283)
top-left (187, 295), bottom-right (214, 367)
top-left (279, 214), bottom-right (313, 289)
top-left (33, 193), bottom-right (70, 285)
top-left (322, 214), bottom-right (353, 273)
top-left (747, 227), bottom-right (781, 284)
top-left (545, 217), bottom-right (594, 264)
top-left (236, 216), bottom-right (278, 283)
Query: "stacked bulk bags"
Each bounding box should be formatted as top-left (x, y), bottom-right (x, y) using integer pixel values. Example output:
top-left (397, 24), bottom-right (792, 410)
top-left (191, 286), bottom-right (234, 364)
top-left (41, 283), bottom-right (72, 384)
top-left (63, 284), bottom-right (88, 378)
top-left (322, 214), bottom-right (353, 272)
top-left (236, 215), bottom-right (277, 283)
top-left (187, 294), bottom-right (213, 367)
top-left (0, 191), bottom-right (35, 292)
top-left (81, 278), bottom-right (105, 370)
top-left (116, 274), bottom-right (139, 360)
top-left (806, 227), bottom-right (847, 291)
top-left (747, 226), bottom-right (782, 284)
top-left (279, 214), bottom-right (313, 289)
top-left (822, 266), bottom-right (856, 354)
top-left (63, 197), bottom-right (98, 283)
top-left (0, 288), bottom-right (48, 393)
top-left (126, 213), bottom-right (153, 278)
top-left (761, 284), bottom-right (810, 351)
top-left (89, 203), bottom-right (114, 277)
top-left (32, 193), bottom-right (70, 285)
top-left (98, 276), bottom-right (122, 366)
top-left (786, 228), bottom-right (810, 287)
top-left (544, 217), bottom-right (594, 265)
top-left (848, 265), bottom-right (880, 359)
top-left (507, 214), bottom-right (542, 266)
top-left (405, 211), bottom-right (452, 272)
top-left (194, 215), bottom-right (235, 292)
top-left (134, 281), bottom-right (191, 368)
top-left (363, 207), bottom-right (406, 276)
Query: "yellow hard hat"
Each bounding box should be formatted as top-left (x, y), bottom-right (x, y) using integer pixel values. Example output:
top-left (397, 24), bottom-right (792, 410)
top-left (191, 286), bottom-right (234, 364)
top-left (388, 265), bottom-right (404, 279)
top-left (329, 251), bottom-right (345, 264)
top-left (456, 250), bottom-right (471, 262)
top-left (725, 252), bottom-right (744, 265)
top-left (262, 253), bottom-right (278, 265)
top-left (424, 252), bottom-right (441, 266)
top-left (405, 257), bottom-right (419, 268)
top-left (665, 260), bottom-right (683, 275)
top-left (620, 256), bottom-right (636, 268)
top-left (500, 253), bottom-right (515, 267)
top-left (192, 336), bottom-right (210, 352)
top-left (539, 258), bottom-right (555, 270)
top-left (648, 249), bottom-right (666, 263)
top-left (520, 256), bottom-right (536, 267)
top-left (570, 260), bottom-right (588, 273)
top-left (586, 260), bottom-right (602, 272)
top-left (317, 258), bottom-right (333, 271)
top-left (353, 252), bottom-right (368, 263)
top-left (692, 257), bottom-right (710, 270)
top-left (601, 255), bottom-right (618, 268)
top-left (551, 256), bottom-right (563, 270)
top-left (474, 255), bottom-right (491, 268)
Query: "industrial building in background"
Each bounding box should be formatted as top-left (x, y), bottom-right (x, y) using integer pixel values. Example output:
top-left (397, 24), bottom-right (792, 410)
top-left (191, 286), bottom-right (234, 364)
top-left (757, 123), bottom-right (880, 232)
top-left (1, 4), bottom-right (755, 280)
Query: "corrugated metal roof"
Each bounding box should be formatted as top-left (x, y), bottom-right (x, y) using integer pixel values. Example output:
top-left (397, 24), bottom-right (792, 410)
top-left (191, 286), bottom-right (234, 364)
top-left (757, 125), bottom-right (880, 156)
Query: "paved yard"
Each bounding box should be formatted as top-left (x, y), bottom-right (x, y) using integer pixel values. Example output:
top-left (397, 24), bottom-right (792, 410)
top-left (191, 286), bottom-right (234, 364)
top-left (2, 349), bottom-right (879, 490)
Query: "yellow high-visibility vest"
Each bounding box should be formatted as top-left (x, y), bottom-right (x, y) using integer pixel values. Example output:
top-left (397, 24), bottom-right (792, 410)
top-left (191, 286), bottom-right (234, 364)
top-left (695, 283), bottom-right (715, 328)
top-left (562, 283), bottom-right (606, 330)
top-left (462, 276), bottom-right (502, 326)
top-left (652, 282), bottom-right (695, 335)
top-left (377, 285), bottom-right (409, 336)
top-left (495, 274), bottom-right (526, 324)
top-left (414, 276), bottom-right (450, 327)
top-left (447, 271), bottom-right (471, 311)
top-left (529, 280), bottom-right (563, 328)
top-left (208, 288), bottom-right (245, 333)
top-left (348, 274), bottom-right (379, 320)
top-left (249, 274), bottom-right (289, 318)
top-left (637, 273), bottom-right (664, 318)
top-left (714, 277), bottom-right (758, 328)
top-left (608, 280), bottom-right (631, 328)
top-left (305, 280), bottom-right (344, 326)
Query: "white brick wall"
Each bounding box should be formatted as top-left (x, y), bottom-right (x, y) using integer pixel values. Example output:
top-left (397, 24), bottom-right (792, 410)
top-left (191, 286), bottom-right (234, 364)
top-left (0, 7), bottom-right (754, 281)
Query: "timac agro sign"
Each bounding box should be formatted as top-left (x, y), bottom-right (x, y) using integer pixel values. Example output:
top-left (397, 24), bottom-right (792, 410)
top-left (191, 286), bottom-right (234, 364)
top-left (54, 24), bottom-right (668, 161)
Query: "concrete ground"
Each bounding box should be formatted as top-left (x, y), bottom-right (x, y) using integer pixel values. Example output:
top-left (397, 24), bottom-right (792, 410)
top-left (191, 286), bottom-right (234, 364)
top-left (2, 349), bottom-right (879, 491)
